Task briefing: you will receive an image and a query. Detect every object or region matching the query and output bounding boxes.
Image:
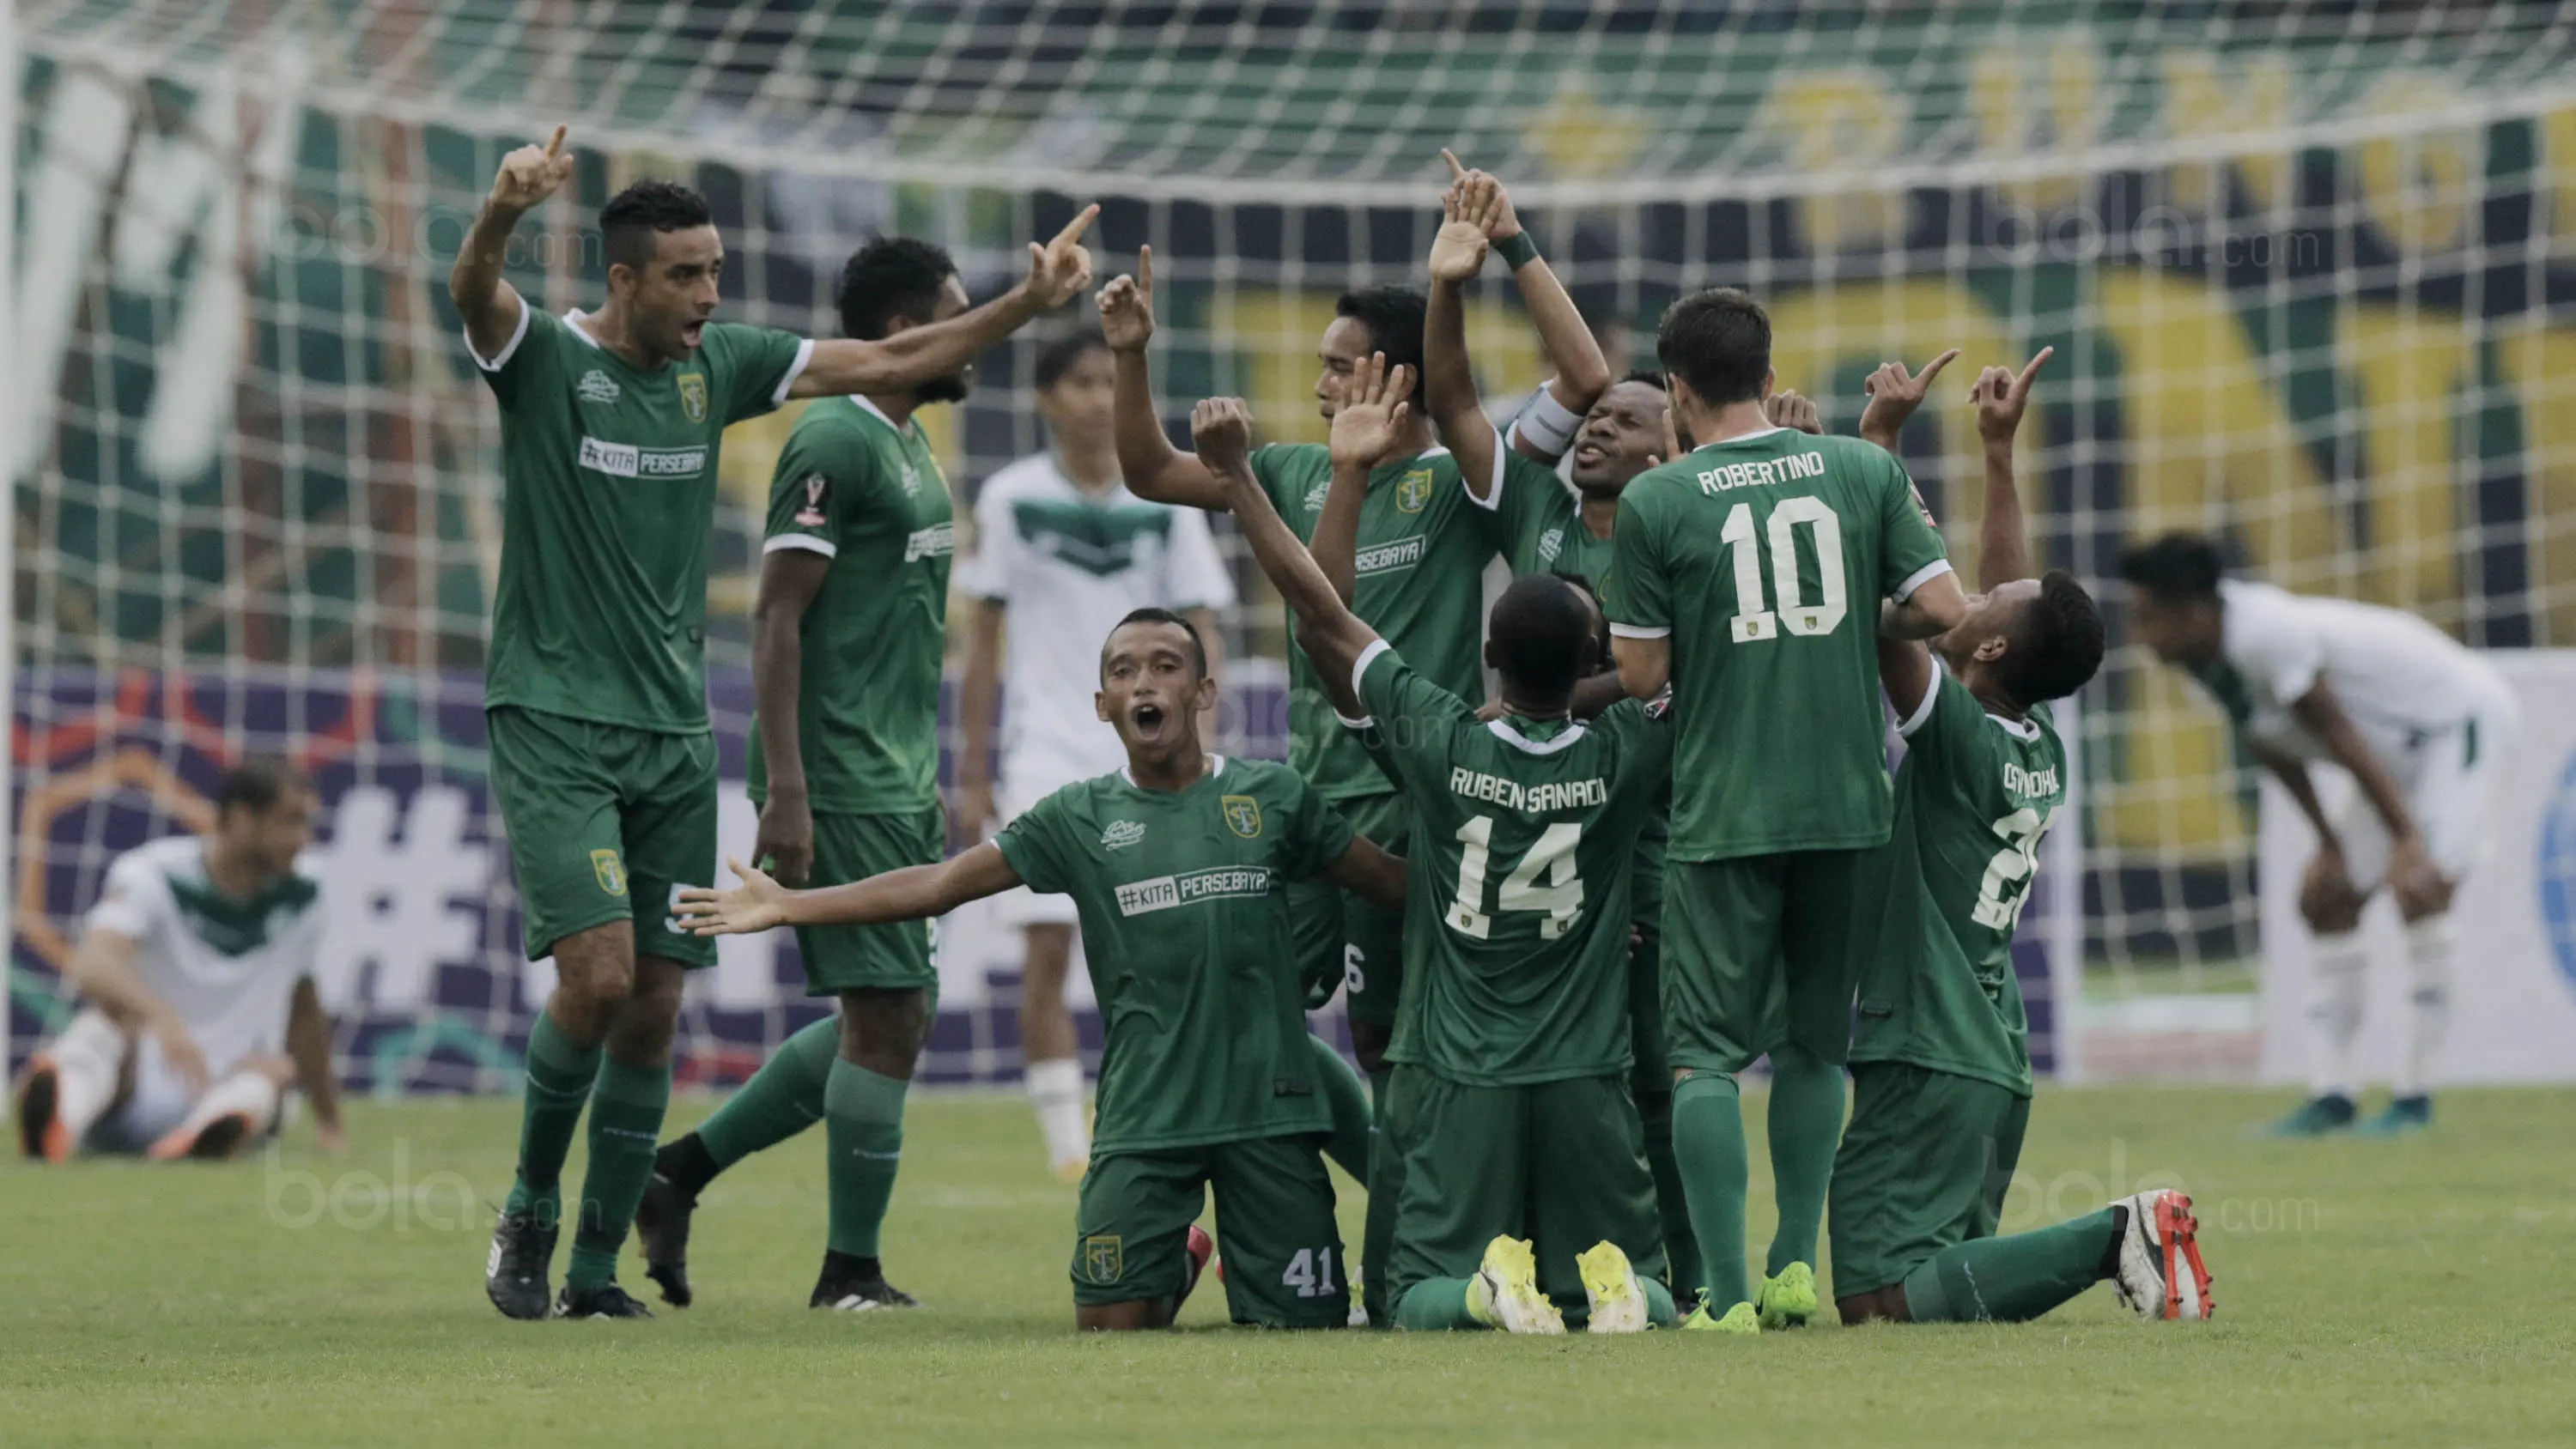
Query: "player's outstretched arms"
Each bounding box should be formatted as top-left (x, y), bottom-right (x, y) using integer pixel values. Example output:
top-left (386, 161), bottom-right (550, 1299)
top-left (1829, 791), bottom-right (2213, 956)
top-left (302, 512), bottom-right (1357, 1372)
top-left (1442, 152), bottom-right (1610, 466)
top-left (1099, 249), bottom-right (1232, 511)
top-left (679, 847), bottom-right (1024, 936)
top-left (1322, 834), bottom-right (1408, 914)
top-left (1424, 172), bottom-right (1503, 496)
top-left (1856, 349), bottom-right (1958, 452)
top-left (1194, 396), bottom-right (1382, 712)
top-left (450, 124), bottom-right (577, 363)
top-left (1971, 348), bottom-right (2052, 591)
top-left (793, 207), bottom-right (1099, 399)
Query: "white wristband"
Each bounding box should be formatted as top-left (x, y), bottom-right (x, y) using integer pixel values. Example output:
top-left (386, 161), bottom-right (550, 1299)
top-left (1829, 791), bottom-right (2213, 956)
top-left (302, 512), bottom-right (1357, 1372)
top-left (1510, 386), bottom-right (1583, 458)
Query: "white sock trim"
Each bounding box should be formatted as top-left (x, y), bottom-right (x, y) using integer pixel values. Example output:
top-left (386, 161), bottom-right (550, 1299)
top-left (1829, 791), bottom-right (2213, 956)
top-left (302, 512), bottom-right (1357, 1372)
top-left (1024, 1057), bottom-right (1088, 1166)
top-left (2307, 933), bottom-right (2369, 1100)
top-left (2397, 915), bottom-right (2457, 1097)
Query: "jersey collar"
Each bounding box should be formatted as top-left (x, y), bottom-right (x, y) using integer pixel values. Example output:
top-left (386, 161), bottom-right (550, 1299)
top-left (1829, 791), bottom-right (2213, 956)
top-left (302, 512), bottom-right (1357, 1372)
top-left (1486, 718), bottom-right (1589, 755)
top-left (847, 393), bottom-right (905, 433)
top-left (1120, 755), bottom-right (1225, 790)
top-left (1693, 426), bottom-right (1788, 450)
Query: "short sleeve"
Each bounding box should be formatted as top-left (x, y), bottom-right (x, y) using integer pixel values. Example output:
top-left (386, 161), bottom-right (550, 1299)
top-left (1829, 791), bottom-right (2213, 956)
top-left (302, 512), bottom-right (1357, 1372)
top-left (86, 851), bottom-right (169, 942)
top-left (1353, 640), bottom-right (1474, 793)
top-left (762, 424), bottom-right (874, 560)
top-left (993, 790), bottom-right (1076, 895)
top-left (1249, 445), bottom-right (1300, 515)
top-left (1277, 771), bottom-right (1358, 882)
top-left (1164, 504), bottom-right (1238, 611)
top-left (1605, 487), bottom-right (1671, 638)
top-left (462, 302), bottom-right (562, 410)
top-left (1897, 659), bottom-right (1986, 771)
top-left (956, 480), bottom-right (1019, 602)
top-left (1597, 694), bottom-right (1677, 786)
top-left (1486, 435), bottom-right (1577, 569)
top-left (1876, 450), bottom-right (1953, 602)
top-left (2225, 588), bottom-right (2324, 704)
top-left (712, 324), bottom-right (814, 424)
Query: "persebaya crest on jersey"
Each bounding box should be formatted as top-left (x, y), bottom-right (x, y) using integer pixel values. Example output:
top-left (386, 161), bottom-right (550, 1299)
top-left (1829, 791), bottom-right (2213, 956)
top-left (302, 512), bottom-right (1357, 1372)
top-left (1395, 466), bottom-right (1436, 512)
top-left (678, 370), bottom-right (708, 422)
top-left (1082, 1234), bottom-right (1123, 1283)
top-left (1224, 795), bottom-right (1265, 839)
top-left (591, 848), bottom-right (628, 896)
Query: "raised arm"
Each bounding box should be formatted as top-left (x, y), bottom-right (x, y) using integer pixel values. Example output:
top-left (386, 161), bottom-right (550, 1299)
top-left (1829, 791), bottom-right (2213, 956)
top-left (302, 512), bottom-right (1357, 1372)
top-left (678, 846), bottom-right (1024, 937)
top-left (792, 208), bottom-right (1097, 399)
top-left (750, 548), bottom-right (830, 886)
top-left (1971, 349), bottom-right (2052, 591)
top-left (1315, 352), bottom-right (1416, 607)
top-left (1098, 248), bottom-right (1233, 510)
top-left (448, 124), bottom-right (577, 361)
top-left (1881, 571), bottom-right (1969, 640)
top-left (1423, 186), bottom-right (1501, 500)
top-left (1321, 834), bottom-right (1408, 913)
top-left (1856, 349), bottom-right (1959, 452)
top-left (1443, 155), bottom-right (1611, 461)
top-left (1193, 397), bottom-right (1382, 714)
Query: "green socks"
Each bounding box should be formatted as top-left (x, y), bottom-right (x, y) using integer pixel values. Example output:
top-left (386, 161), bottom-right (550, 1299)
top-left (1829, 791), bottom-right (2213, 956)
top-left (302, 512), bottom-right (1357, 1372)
top-left (1899, 1209), bottom-right (2120, 1323)
top-left (1671, 1070), bottom-right (1751, 1311)
top-left (504, 1009), bottom-right (603, 1225)
top-left (1763, 1043), bottom-right (1846, 1277)
top-left (567, 1055), bottom-right (671, 1288)
top-left (697, 1015), bottom-right (839, 1169)
top-left (1308, 1035), bottom-right (1373, 1180)
top-left (1637, 1089), bottom-right (1700, 1299)
top-left (823, 1058), bottom-right (910, 1258)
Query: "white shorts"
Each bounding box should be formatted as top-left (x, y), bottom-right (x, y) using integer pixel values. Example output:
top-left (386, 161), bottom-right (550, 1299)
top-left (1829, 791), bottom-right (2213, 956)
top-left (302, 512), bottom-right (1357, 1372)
top-left (2335, 695), bottom-right (2520, 885)
top-left (88, 1031), bottom-right (207, 1153)
top-left (993, 772), bottom-right (1082, 930)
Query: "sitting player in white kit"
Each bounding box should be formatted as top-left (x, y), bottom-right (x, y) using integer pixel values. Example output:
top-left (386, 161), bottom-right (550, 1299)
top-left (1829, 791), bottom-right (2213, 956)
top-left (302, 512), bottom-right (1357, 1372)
top-left (2120, 536), bottom-right (2520, 1136)
top-left (13, 758), bottom-right (343, 1161)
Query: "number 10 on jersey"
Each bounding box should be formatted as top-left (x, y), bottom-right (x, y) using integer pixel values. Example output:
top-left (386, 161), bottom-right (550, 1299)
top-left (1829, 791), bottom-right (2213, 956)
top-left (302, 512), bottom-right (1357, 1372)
top-left (1722, 498), bottom-right (1847, 641)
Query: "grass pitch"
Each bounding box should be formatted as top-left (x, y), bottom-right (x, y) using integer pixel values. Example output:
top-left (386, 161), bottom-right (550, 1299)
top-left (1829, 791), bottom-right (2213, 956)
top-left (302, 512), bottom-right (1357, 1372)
top-left (7, 1085), bottom-right (2572, 1446)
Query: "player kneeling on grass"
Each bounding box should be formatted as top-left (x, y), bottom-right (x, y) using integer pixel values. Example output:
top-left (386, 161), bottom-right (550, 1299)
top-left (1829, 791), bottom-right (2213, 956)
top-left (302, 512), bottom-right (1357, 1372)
top-left (678, 609), bottom-right (1406, 1330)
top-left (1197, 386), bottom-right (1678, 1335)
top-left (1829, 351), bottom-right (2210, 1325)
top-left (14, 758), bottom-right (343, 1164)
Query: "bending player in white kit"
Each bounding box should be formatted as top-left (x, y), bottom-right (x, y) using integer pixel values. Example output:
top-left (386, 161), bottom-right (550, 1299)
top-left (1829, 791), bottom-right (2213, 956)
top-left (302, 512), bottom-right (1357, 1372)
top-left (2120, 536), bottom-right (2520, 1136)
top-left (956, 328), bottom-right (1239, 1177)
top-left (13, 758), bottom-right (343, 1161)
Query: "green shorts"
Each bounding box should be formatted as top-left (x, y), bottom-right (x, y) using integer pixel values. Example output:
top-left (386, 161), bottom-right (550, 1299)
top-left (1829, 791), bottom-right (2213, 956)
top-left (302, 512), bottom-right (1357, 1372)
top-left (1072, 1136), bottom-right (1348, 1328)
top-left (1661, 851), bottom-right (1867, 1075)
top-left (1827, 1061), bottom-right (2030, 1298)
top-left (792, 808), bottom-right (944, 997)
top-left (1291, 793), bottom-right (1408, 1027)
top-left (488, 706), bottom-right (717, 968)
top-left (1384, 1068), bottom-right (1664, 1320)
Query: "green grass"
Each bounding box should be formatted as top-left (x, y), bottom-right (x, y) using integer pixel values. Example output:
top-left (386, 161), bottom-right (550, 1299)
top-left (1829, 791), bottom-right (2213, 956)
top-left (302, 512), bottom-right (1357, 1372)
top-left (8, 1087), bottom-right (2573, 1446)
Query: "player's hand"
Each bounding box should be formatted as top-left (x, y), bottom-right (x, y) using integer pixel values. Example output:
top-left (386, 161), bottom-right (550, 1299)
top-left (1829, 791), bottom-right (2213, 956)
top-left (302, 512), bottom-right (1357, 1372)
top-left (1651, 402), bottom-right (1685, 466)
top-left (1023, 204), bottom-right (1100, 309)
top-left (1096, 247), bottom-right (1157, 353)
top-left (1475, 697), bottom-right (1507, 723)
top-left (1766, 389), bottom-right (1823, 435)
top-left (1427, 183), bottom-right (1491, 284)
top-left (1441, 150), bottom-right (1523, 240)
top-left (152, 1015), bottom-right (210, 1095)
top-left (1858, 349), bottom-right (1959, 449)
top-left (677, 858), bottom-right (791, 937)
top-left (1191, 397), bottom-right (1257, 476)
top-left (2298, 846), bottom-right (2366, 934)
top-left (488, 124), bottom-right (576, 216)
top-left (2385, 834), bottom-right (2453, 919)
top-left (1972, 346), bottom-right (2053, 444)
top-left (753, 794), bottom-right (816, 888)
top-left (1329, 351), bottom-right (1415, 468)
top-left (953, 779), bottom-right (997, 846)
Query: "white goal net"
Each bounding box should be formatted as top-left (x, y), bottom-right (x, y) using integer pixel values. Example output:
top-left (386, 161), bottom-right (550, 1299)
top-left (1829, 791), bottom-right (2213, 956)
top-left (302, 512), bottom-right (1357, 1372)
top-left (11, 0), bottom-right (2576, 1089)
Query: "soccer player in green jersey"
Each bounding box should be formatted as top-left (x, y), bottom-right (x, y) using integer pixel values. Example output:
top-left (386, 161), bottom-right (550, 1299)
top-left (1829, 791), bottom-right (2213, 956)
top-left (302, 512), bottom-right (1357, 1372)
top-left (628, 238), bottom-right (984, 1313)
top-left (1194, 391), bottom-right (1676, 1335)
top-left (1828, 351), bottom-right (2214, 1324)
top-left (675, 609), bottom-right (1406, 1331)
top-left (1602, 288), bottom-right (1969, 1334)
top-left (451, 124), bottom-right (1098, 1319)
top-left (1098, 168), bottom-right (1605, 1322)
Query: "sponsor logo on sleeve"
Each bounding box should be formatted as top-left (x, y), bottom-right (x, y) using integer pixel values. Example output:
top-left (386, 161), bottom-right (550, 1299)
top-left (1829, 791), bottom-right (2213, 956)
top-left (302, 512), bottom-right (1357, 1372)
top-left (1101, 820), bottom-right (1147, 851)
top-left (793, 474), bottom-right (829, 527)
top-left (577, 368), bottom-right (621, 404)
top-left (1222, 795), bottom-right (1264, 839)
top-left (677, 371), bottom-right (708, 422)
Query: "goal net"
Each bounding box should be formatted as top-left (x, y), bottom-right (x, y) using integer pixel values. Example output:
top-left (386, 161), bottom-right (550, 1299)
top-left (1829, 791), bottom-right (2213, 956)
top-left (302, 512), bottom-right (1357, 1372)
top-left (11, 0), bottom-right (2576, 1091)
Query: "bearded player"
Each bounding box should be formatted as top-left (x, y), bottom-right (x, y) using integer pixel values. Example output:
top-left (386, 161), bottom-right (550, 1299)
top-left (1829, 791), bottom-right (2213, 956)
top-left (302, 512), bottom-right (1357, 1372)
top-left (453, 124), bottom-right (1097, 1319)
top-left (676, 609), bottom-right (1406, 1331)
top-left (1830, 351), bottom-right (2214, 1325)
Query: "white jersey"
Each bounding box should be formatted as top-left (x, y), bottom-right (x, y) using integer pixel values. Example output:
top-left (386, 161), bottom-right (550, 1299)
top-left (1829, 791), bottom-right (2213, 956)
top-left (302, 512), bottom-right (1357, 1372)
top-left (957, 452), bottom-right (1237, 790)
top-left (2202, 579), bottom-right (2515, 774)
top-left (83, 836), bottom-right (323, 1077)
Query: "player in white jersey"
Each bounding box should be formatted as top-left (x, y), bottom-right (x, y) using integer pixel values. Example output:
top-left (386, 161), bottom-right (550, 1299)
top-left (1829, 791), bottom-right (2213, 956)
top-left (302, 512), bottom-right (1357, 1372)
top-left (13, 759), bottom-right (343, 1161)
top-left (2121, 536), bottom-right (2521, 1136)
top-left (956, 329), bottom-right (1238, 1177)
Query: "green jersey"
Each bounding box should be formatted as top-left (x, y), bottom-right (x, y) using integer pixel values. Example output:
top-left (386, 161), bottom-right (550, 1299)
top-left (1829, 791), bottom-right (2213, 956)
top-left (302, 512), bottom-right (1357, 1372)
top-left (1850, 664), bottom-right (2068, 1096)
top-left (472, 306), bottom-right (810, 731)
top-left (1604, 428), bottom-right (1950, 861)
top-left (745, 397), bottom-right (955, 813)
top-left (1349, 640), bottom-right (1672, 1086)
top-left (1251, 443), bottom-right (1520, 802)
top-left (994, 756), bottom-right (1357, 1154)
